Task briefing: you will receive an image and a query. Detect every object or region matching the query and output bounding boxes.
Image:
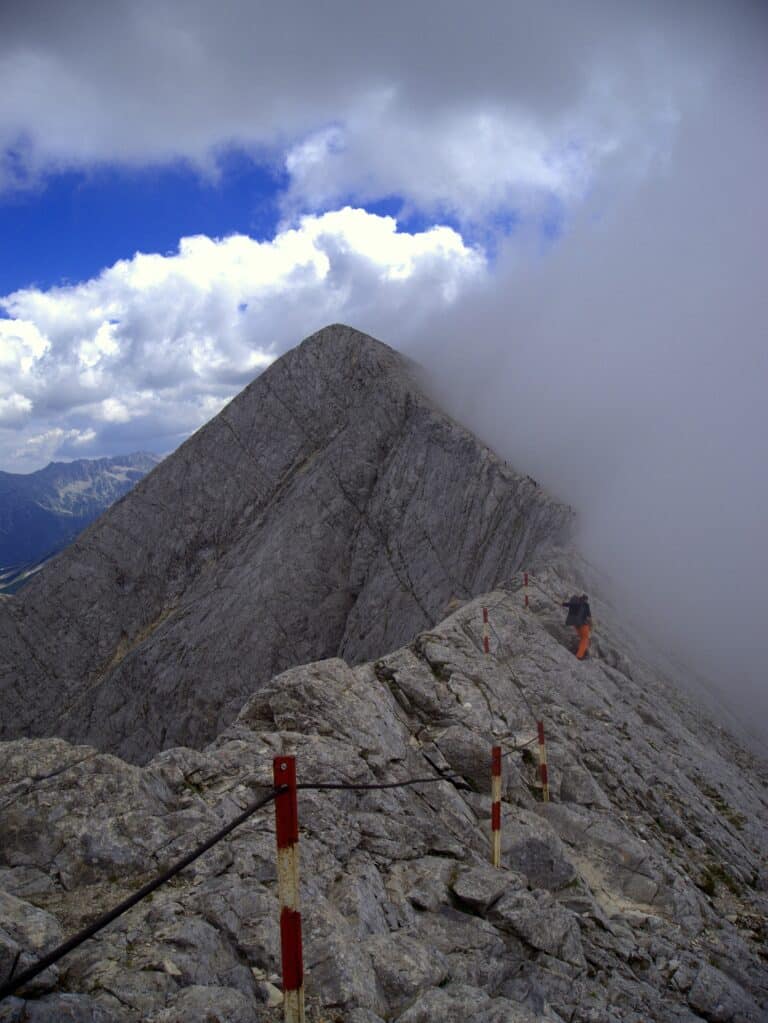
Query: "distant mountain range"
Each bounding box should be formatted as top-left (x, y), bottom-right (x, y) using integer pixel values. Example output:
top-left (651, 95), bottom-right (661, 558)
top-left (0, 453), bottom-right (160, 592)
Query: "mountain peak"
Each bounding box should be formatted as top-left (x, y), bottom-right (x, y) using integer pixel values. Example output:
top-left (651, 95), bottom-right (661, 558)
top-left (0, 325), bottom-right (571, 762)
top-left (1, 325), bottom-right (766, 1022)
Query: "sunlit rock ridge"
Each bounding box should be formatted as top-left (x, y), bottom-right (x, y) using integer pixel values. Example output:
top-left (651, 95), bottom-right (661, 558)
top-left (0, 325), bottom-right (571, 761)
top-left (0, 325), bottom-right (765, 1022)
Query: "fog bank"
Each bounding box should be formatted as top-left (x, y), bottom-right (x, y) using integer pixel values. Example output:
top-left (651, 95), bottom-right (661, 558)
top-left (404, 27), bottom-right (768, 748)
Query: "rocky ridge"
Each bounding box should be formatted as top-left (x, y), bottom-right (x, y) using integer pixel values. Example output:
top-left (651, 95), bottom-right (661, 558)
top-left (0, 326), bottom-right (571, 762)
top-left (1, 324), bottom-right (766, 1022)
top-left (1, 573), bottom-right (766, 1022)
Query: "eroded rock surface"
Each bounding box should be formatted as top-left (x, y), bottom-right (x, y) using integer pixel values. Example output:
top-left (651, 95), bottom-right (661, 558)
top-left (2, 589), bottom-right (766, 1022)
top-left (0, 325), bottom-right (571, 762)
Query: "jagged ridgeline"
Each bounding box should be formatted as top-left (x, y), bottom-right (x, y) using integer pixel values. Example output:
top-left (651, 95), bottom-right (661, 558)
top-left (1, 325), bottom-right (766, 1022)
top-left (0, 325), bottom-right (571, 762)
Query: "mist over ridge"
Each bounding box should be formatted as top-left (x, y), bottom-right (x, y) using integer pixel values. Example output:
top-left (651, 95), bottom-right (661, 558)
top-left (399, 46), bottom-right (767, 748)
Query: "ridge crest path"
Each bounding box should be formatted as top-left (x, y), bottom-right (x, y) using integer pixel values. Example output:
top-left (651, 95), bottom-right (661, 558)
top-left (0, 589), bottom-right (765, 1021)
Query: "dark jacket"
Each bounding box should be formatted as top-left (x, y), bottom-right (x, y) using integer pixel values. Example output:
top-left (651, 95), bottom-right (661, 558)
top-left (563, 596), bottom-right (591, 628)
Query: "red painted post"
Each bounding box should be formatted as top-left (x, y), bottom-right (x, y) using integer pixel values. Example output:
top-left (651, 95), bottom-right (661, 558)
top-left (524, 571), bottom-right (529, 609)
top-left (536, 721), bottom-right (550, 802)
top-left (491, 746), bottom-right (502, 867)
top-left (273, 756), bottom-right (305, 1022)
top-left (482, 607), bottom-right (490, 654)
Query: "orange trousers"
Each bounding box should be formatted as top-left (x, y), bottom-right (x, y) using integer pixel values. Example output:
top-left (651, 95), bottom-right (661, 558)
top-left (575, 624), bottom-right (591, 660)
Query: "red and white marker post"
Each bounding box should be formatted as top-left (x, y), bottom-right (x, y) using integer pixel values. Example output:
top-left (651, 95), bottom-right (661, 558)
top-left (536, 721), bottom-right (550, 802)
top-left (524, 572), bottom-right (529, 609)
top-left (273, 756), bottom-right (305, 1023)
top-left (482, 607), bottom-right (490, 654)
top-left (491, 745), bottom-right (502, 867)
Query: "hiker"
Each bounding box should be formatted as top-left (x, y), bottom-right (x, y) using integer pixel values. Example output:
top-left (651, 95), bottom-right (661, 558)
top-left (562, 593), bottom-right (592, 660)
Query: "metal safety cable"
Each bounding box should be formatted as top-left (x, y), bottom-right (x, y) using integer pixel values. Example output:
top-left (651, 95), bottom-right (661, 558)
top-left (0, 787), bottom-right (281, 1001)
top-left (0, 771), bottom-right (469, 1003)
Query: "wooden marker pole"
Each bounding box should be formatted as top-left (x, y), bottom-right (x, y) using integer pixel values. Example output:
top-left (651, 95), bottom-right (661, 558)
top-left (273, 756), bottom-right (305, 1023)
top-left (536, 721), bottom-right (550, 802)
top-left (491, 746), bottom-right (502, 867)
top-left (482, 607), bottom-right (490, 654)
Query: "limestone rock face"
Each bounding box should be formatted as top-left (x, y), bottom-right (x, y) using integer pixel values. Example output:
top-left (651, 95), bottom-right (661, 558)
top-left (1, 591), bottom-right (766, 1022)
top-left (0, 325), bottom-right (571, 762)
top-left (0, 323), bottom-right (766, 1021)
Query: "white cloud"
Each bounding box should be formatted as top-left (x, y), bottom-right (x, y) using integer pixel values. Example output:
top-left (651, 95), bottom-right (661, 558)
top-left (2, 1), bottom-right (752, 221)
top-left (0, 318), bottom-right (49, 373)
top-left (282, 93), bottom-right (627, 223)
top-left (19, 426), bottom-right (96, 465)
top-left (0, 393), bottom-right (32, 425)
top-left (0, 208), bottom-right (484, 470)
top-left (97, 398), bottom-right (130, 423)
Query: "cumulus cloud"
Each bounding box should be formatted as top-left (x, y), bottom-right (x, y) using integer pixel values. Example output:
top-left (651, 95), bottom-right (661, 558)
top-left (0, 0), bottom-right (734, 223)
top-left (281, 95), bottom-right (619, 223)
top-left (0, 208), bottom-right (483, 469)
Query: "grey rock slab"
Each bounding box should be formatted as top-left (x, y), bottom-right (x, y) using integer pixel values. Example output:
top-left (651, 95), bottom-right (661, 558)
top-left (0, 890), bottom-right (62, 953)
top-left (365, 930), bottom-right (449, 1016)
top-left (0, 738), bottom-right (197, 889)
top-left (0, 890), bottom-right (63, 995)
top-left (489, 889), bottom-right (586, 966)
top-left (236, 657), bottom-right (409, 759)
top-left (188, 878), bottom-right (281, 976)
top-left (393, 982), bottom-right (543, 1022)
top-left (384, 856), bottom-right (456, 917)
top-left (0, 867), bottom-right (56, 901)
top-left (0, 994), bottom-right (118, 1022)
top-left (410, 905), bottom-right (513, 992)
top-left (329, 854), bottom-right (392, 938)
top-left (345, 1011), bottom-right (387, 1023)
top-left (302, 896), bottom-right (386, 1016)
top-left (147, 984), bottom-right (261, 1023)
top-left (374, 648), bottom-right (455, 721)
top-left (60, 957), bottom-right (177, 1021)
top-left (558, 764), bottom-right (611, 808)
top-left (502, 808), bottom-right (578, 892)
top-left (537, 803), bottom-right (678, 914)
top-left (143, 907), bottom-right (257, 996)
top-left (687, 963), bottom-right (763, 1023)
top-left (432, 724), bottom-right (495, 793)
top-left (449, 861), bottom-right (519, 914)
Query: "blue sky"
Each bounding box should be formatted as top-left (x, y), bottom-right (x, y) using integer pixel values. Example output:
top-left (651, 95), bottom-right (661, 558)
top-left (0, 152), bottom-right (287, 295)
top-left (0, 152), bottom-right (504, 301)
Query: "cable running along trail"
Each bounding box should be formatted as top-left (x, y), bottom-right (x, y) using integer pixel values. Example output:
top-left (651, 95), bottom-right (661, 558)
top-left (3, 586), bottom-right (556, 1003)
top-left (0, 772), bottom-right (465, 1002)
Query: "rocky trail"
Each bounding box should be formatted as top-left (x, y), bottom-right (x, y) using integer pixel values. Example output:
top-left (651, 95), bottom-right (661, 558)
top-left (0, 326), bottom-right (766, 1022)
top-left (2, 570), bottom-right (766, 1022)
